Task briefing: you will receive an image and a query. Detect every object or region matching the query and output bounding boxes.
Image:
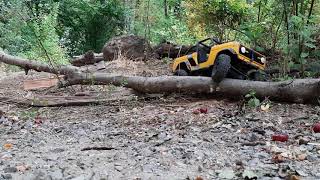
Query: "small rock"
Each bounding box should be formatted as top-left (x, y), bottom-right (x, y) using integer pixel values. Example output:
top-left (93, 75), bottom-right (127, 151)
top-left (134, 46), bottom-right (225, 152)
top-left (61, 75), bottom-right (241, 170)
top-left (0, 110), bottom-right (4, 117)
top-left (51, 148), bottom-right (65, 153)
top-left (71, 175), bottom-right (87, 180)
top-left (298, 138), bottom-right (310, 145)
top-left (245, 114), bottom-right (260, 121)
top-left (114, 165), bottom-right (123, 172)
top-left (1, 174), bottom-right (12, 179)
top-left (242, 169), bottom-right (258, 179)
top-left (306, 154), bottom-right (318, 162)
top-left (218, 168), bottom-right (235, 179)
top-left (296, 169), bottom-right (308, 177)
top-left (46, 154), bottom-right (59, 161)
top-left (49, 170), bottom-right (64, 180)
top-left (0, 153), bottom-right (12, 160)
top-left (297, 154), bottom-right (307, 161)
top-left (142, 164), bottom-right (153, 173)
top-left (3, 167), bottom-right (17, 173)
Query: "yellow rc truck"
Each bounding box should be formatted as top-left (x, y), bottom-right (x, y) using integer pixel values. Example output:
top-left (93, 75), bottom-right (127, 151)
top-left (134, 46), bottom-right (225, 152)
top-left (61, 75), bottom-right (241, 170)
top-left (172, 38), bottom-right (267, 82)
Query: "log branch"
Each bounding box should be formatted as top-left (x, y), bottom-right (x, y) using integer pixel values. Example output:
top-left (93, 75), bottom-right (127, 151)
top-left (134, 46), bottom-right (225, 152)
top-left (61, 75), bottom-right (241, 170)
top-left (0, 52), bottom-right (79, 76)
top-left (70, 51), bottom-right (104, 67)
top-left (1, 52), bottom-right (319, 104)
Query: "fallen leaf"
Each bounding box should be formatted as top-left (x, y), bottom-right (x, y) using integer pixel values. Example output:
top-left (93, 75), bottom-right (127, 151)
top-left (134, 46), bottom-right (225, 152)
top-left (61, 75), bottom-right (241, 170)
top-left (195, 176), bottom-right (204, 180)
top-left (199, 108), bottom-right (208, 114)
top-left (260, 103), bottom-right (270, 111)
top-left (34, 115), bottom-right (43, 125)
top-left (313, 122), bottom-right (320, 133)
top-left (289, 175), bottom-right (300, 180)
top-left (193, 109), bottom-right (200, 114)
top-left (272, 134), bottom-right (289, 142)
top-left (4, 143), bottom-right (13, 150)
top-left (272, 154), bottom-right (286, 163)
top-left (0, 110), bottom-right (4, 117)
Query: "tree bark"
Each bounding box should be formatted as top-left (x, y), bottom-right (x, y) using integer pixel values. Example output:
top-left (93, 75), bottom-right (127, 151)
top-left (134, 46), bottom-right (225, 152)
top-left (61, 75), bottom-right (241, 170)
top-left (1, 52), bottom-right (319, 104)
top-left (62, 73), bottom-right (320, 104)
top-left (70, 51), bottom-right (104, 67)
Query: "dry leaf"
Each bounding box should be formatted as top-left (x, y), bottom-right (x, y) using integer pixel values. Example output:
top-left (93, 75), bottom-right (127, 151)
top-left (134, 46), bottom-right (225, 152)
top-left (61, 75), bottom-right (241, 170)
top-left (272, 154), bottom-right (285, 163)
top-left (4, 143), bottom-right (13, 150)
top-left (16, 165), bottom-right (30, 172)
top-left (261, 104), bottom-right (270, 111)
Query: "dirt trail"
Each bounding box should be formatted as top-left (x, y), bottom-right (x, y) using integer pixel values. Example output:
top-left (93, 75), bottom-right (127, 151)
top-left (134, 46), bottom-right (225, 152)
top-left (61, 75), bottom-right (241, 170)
top-left (0, 61), bottom-right (320, 179)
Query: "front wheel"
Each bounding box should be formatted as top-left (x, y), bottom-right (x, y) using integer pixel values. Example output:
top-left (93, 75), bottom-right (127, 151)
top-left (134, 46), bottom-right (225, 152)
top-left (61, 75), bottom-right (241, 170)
top-left (211, 54), bottom-right (231, 83)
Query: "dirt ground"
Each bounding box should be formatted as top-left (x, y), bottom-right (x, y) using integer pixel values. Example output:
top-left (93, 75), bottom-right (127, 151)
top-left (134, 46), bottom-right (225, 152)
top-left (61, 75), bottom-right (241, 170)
top-left (0, 60), bottom-right (320, 180)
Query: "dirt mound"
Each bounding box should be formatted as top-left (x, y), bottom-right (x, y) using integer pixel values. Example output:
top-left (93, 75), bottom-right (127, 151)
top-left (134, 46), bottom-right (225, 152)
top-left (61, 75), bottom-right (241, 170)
top-left (102, 56), bottom-right (171, 77)
top-left (102, 35), bottom-right (153, 61)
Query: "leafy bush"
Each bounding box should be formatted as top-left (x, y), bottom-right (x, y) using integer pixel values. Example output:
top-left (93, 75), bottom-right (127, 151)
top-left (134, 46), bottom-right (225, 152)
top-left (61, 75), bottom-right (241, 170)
top-left (57, 0), bottom-right (125, 55)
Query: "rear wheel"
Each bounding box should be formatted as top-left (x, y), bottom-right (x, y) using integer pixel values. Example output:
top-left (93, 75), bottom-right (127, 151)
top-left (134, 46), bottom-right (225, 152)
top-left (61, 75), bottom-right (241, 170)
top-left (211, 54), bottom-right (231, 83)
top-left (174, 69), bottom-right (188, 76)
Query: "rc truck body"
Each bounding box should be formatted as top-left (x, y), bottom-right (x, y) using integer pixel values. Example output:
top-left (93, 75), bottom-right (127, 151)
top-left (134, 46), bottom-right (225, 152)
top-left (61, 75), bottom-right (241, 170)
top-left (172, 38), bottom-right (267, 82)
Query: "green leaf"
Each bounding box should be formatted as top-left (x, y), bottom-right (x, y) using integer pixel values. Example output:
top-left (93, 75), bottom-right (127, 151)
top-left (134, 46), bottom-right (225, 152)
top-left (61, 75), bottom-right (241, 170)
top-left (248, 98), bottom-right (260, 108)
top-left (300, 52), bottom-right (309, 58)
top-left (304, 43), bottom-right (316, 49)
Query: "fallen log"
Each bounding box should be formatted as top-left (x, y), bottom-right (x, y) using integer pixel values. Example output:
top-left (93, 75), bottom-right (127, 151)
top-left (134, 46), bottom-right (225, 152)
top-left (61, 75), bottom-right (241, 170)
top-left (70, 51), bottom-right (104, 67)
top-left (153, 41), bottom-right (196, 59)
top-left (62, 73), bottom-right (320, 104)
top-left (1, 52), bottom-right (319, 104)
top-left (0, 53), bottom-right (79, 76)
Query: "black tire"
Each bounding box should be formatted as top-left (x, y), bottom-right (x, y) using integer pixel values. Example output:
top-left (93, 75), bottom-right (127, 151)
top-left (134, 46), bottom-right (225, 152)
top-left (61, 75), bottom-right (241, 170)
top-left (211, 54), bottom-right (231, 83)
top-left (174, 69), bottom-right (188, 76)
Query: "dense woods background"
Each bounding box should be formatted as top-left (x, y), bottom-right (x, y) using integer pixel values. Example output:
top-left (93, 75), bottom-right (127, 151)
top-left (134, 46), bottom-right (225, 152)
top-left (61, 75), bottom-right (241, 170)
top-left (0, 0), bottom-right (319, 75)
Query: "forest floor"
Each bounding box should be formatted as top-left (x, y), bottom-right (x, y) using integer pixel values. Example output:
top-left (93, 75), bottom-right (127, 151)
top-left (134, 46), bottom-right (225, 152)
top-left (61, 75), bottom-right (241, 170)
top-left (0, 59), bottom-right (320, 180)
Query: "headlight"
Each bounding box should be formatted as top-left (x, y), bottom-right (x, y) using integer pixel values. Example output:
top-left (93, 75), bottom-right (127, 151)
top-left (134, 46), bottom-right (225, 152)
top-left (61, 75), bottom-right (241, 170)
top-left (261, 57), bottom-right (266, 64)
top-left (240, 47), bottom-right (246, 53)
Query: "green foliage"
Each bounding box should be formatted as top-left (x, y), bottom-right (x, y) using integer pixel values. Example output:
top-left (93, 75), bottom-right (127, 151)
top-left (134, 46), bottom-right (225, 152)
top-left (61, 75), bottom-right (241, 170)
top-left (0, 0), bottom-right (68, 64)
top-left (185, 0), bottom-right (250, 40)
top-left (20, 109), bottom-right (38, 121)
top-left (57, 0), bottom-right (125, 55)
top-left (129, 0), bottom-right (196, 45)
top-left (245, 90), bottom-right (261, 108)
top-left (22, 4), bottom-right (68, 64)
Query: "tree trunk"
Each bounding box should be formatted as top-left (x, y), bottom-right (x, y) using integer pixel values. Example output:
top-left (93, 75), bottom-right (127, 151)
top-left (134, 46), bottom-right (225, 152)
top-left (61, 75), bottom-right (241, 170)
top-left (62, 73), bottom-right (320, 104)
top-left (70, 51), bottom-right (104, 67)
top-left (1, 52), bottom-right (319, 104)
top-left (164, 0), bottom-right (168, 17)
